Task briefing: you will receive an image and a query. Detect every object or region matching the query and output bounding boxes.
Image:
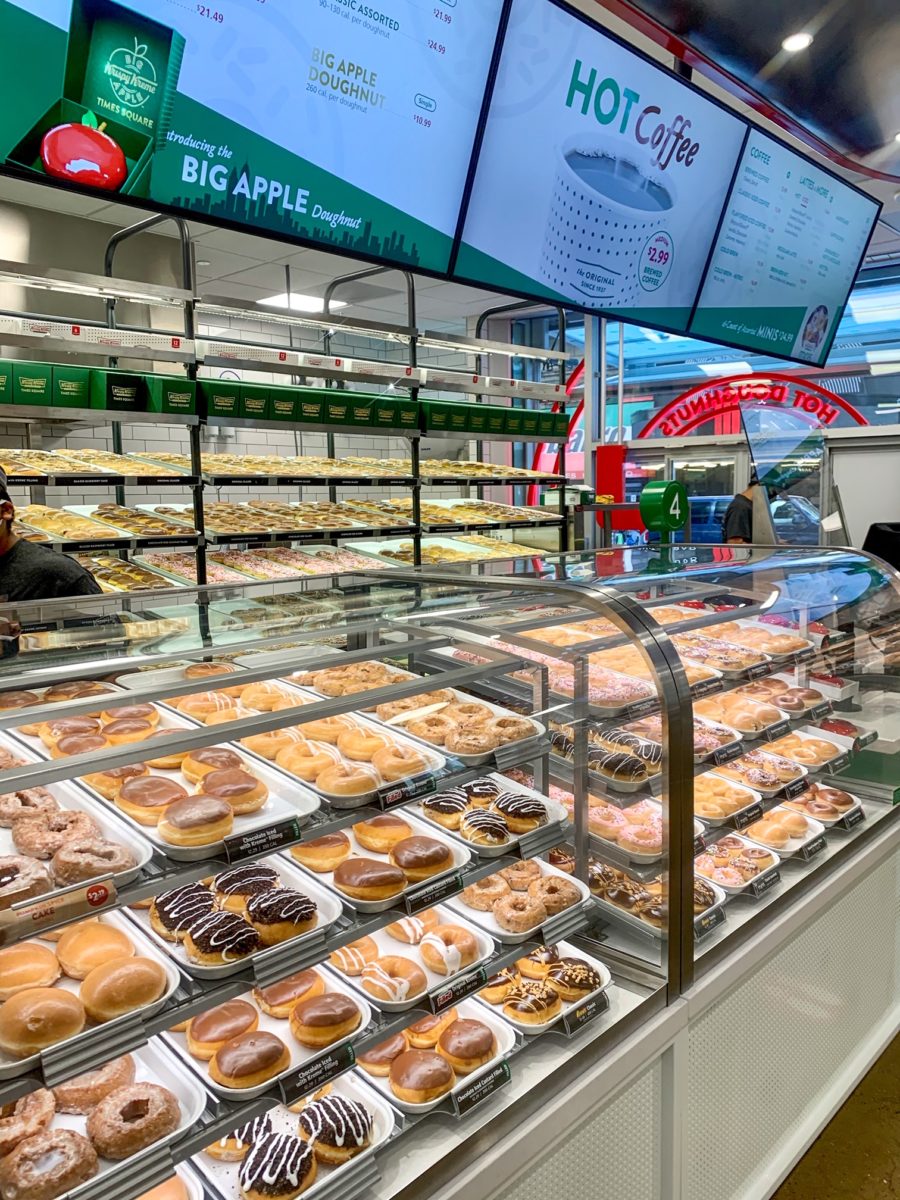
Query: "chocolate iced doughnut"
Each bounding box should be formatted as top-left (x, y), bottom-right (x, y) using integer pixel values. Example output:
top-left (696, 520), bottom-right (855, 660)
top-left (239, 1133), bottom-right (316, 1200)
top-left (151, 881), bottom-right (215, 939)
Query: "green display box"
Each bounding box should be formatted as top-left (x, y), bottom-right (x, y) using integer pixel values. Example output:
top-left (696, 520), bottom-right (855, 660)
top-left (200, 379), bottom-right (240, 419)
top-left (505, 410), bottom-right (525, 435)
top-left (537, 411), bottom-right (557, 437)
top-left (296, 391), bottom-right (325, 424)
top-left (371, 397), bottom-right (398, 428)
top-left (90, 368), bottom-right (147, 412)
top-left (324, 394), bottom-right (353, 425)
top-left (13, 362), bottom-right (52, 405)
top-left (8, 0), bottom-right (184, 198)
top-left (486, 409), bottom-right (506, 436)
top-left (420, 400), bottom-right (454, 432)
top-left (394, 399), bottom-right (419, 430)
top-left (270, 386), bottom-right (298, 421)
top-left (53, 365), bottom-right (90, 408)
top-left (0, 361), bottom-right (14, 405)
top-left (467, 406), bottom-right (489, 434)
top-left (239, 384), bottom-right (271, 421)
top-left (521, 411), bottom-right (541, 437)
top-left (147, 375), bottom-right (195, 415)
top-left (552, 412), bottom-right (570, 437)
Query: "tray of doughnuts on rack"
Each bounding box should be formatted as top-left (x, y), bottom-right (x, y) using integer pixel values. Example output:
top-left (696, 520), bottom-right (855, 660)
top-left (730, 675), bottom-right (830, 720)
top-left (286, 809), bottom-right (469, 914)
top-left (552, 785), bottom-right (668, 864)
top-left (581, 852), bottom-right (727, 939)
top-left (548, 721), bottom-right (661, 796)
top-left (694, 833), bottom-right (781, 894)
top-left (692, 773), bottom-right (765, 827)
top-left (130, 856), bottom-right (343, 979)
top-left (445, 859), bottom-right (589, 945)
top-left (741, 804), bottom-right (826, 858)
top-left (783, 782), bottom-right (865, 826)
top-left (327, 903), bottom-right (493, 1012)
top-left (710, 748), bottom-right (807, 798)
top-left (162, 962), bottom-right (373, 1098)
top-left (414, 773), bottom-right (567, 858)
top-left (0, 911), bottom-right (180, 1079)
top-left (353, 996), bottom-right (515, 1113)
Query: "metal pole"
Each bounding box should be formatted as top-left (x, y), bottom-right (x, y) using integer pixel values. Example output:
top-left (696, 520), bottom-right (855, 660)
top-left (617, 322), bottom-right (625, 445)
top-left (599, 318), bottom-right (608, 449)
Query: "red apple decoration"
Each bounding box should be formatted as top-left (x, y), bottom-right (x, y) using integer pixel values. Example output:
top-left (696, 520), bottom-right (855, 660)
top-left (40, 117), bottom-right (126, 191)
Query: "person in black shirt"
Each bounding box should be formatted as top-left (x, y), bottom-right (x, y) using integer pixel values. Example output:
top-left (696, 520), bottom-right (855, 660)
top-left (722, 475), bottom-right (757, 544)
top-left (0, 475), bottom-right (101, 601)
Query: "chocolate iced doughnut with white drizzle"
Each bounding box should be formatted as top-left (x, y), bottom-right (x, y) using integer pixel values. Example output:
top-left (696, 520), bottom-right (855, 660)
top-left (238, 1131), bottom-right (316, 1200)
top-left (297, 1094), bottom-right (373, 1163)
top-left (184, 910), bottom-right (261, 964)
top-left (150, 881), bottom-right (215, 942)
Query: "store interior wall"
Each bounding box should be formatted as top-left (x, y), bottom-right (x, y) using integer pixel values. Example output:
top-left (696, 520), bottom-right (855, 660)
top-left (830, 447), bottom-right (900, 546)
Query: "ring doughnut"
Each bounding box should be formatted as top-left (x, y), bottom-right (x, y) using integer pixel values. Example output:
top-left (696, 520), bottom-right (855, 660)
top-left (372, 743), bottom-right (429, 782)
top-left (617, 823), bottom-right (663, 857)
top-left (444, 728), bottom-right (498, 756)
top-left (0, 788), bottom-right (59, 827)
top-left (52, 1054), bottom-right (135, 1114)
top-left (0, 1129), bottom-right (98, 1200)
top-left (85, 1082), bottom-right (180, 1160)
top-left (361, 955), bottom-right (427, 1002)
top-left (527, 874), bottom-right (581, 915)
top-left (12, 811), bottom-right (99, 859)
top-left (499, 860), bottom-right (541, 891)
top-left (241, 727), bottom-right (304, 760)
top-left (51, 838), bottom-right (137, 885)
top-left (487, 715), bottom-right (535, 744)
top-left (460, 874), bottom-right (510, 911)
top-left (405, 715), bottom-right (455, 745)
top-left (172, 692), bottom-right (234, 721)
top-left (0, 856), bottom-right (51, 909)
top-left (315, 762), bottom-right (379, 796)
top-left (328, 936), bottom-right (378, 976)
top-left (240, 683), bottom-right (292, 712)
top-left (493, 892), bottom-right (547, 933)
top-left (419, 925), bottom-right (478, 976)
top-left (275, 740), bottom-right (341, 782)
top-left (443, 702), bottom-right (493, 728)
top-left (589, 806), bottom-right (628, 842)
top-left (385, 909), bottom-right (440, 944)
top-left (0, 1088), bottom-right (55, 1156)
top-left (297, 715), bottom-right (356, 744)
top-left (336, 727), bottom-right (392, 762)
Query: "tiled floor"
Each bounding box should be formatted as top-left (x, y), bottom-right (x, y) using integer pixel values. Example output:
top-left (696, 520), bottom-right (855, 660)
top-left (772, 1035), bottom-right (900, 1199)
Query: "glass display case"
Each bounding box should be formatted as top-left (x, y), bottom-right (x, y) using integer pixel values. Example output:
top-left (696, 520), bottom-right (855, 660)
top-left (0, 546), bottom-right (895, 1200)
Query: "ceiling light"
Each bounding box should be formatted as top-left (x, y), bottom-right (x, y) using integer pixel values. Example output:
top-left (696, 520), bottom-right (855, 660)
top-left (258, 293), bottom-right (346, 314)
top-left (698, 361), bottom-right (754, 376)
top-left (782, 31), bottom-right (813, 52)
top-left (894, 133), bottom-right (900, 144)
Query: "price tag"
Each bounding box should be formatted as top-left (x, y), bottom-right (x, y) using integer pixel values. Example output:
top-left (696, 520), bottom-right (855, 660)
top-left (0, 878), bottom-right (116, 944)
top-left (795, 647), bottom-right (816, 662)
top-left (405, 872), bottom-right (464, 914)
top-left (821, 753), bottom-right (850, 775)
top-left (798, 835), bottom-right (827, 862)
top-left (378, 776), bottom-right (437, 809)
top-left (279, 1043), bottom-right (356, 1105)
top-left (733, 803), bottom-right (763, 830)
top-left (783, 778), bottom-right (809, 800)
top-left (693, 832), bottom-right (706, 857)
top-left (712, 743), bottom-right (743, 767)
top-left (452, 1059), bottom-right (511, 1116)
top-left (694, 905), bottom-right (726, 941)
top-left (763, 721), bottom-right (791, 742)
top-left (692, 678), bottom-right (725, 699)
top-left (744, 664), bottom-right (770, 680)
top-left (623, 699), bottom-right (656, 719)
top-left (559, 990), bottom-right (610, 1036)
top-left (856, 730), bottom-right (878, 749)
top-left (809, 703), bottom-right (832, 720)
top-left (747, 869), bottom-right (780, 898)
top-left (430, 966), bottom-right (488, 1014)
top-left (840, 806), bottom-right (866, 830)
top-left (224, 818), bottom-right (304, 863)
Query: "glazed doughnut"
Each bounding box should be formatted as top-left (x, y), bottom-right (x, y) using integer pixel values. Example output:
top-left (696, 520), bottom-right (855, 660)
top-left (372, 743), bottom-right (429, 781)
top-left (445, 728), bottom-right (499, 756)
top-left (0, 690), bottom-right (40, 711)
top-left (405, 715), bottom-right (455, 745)
top-left (51, 838), bottom-right (137, 885)
top-left (385, 909), bottom-right (439, 944)
top-left (0, 856), bottom-right (51, 909)
top-left (80, 956), bottom-right (167, 1023)
top-left (460, 874), bottom-right (510, 911)
top-left (356, 1031), bottom-right (409, 1076)
top-left (420, 925), bottom-right (478, 976)
top-left (173, 691), bottom-right (235, 721)
top-left (297, 715), bottom-right (356, 744)
top-left (437, 1017), bottom-right (496, 1075)
top-left (316, 762), bottom-right (380, 797)
top-left (184, 662), bottom-right (236, 680)
top-left (290, 831), bottom-right (351, 873)
top-left (275, 740), bottom-right (341, 782)
top-left (241, 727), bottom-right (304, 760)
top-left (361, 955), bottom-right (427, 1002)
top-left (328, 935), bottom-right (378, 976)
top-left (352, 813), bottom-right (412, 853)
top-left (499, 860), bottom-right (542, 892)
top-left (115, 776), bottom-right (188, 825)
top-left (86, 1082), bottom-right (180, 1159)
top-left (0, 943), bottom-right (60, 1000)
top-left (0, 988), bottom-right (85, 1056)
top-left (487, 715), bottom-right (535, 744)
top-left (181, 746), bottom-right (244, 783)
top-left (102, 718), bottom-right (154, 746)
top-left (389, 1048), bottom-right (455, 1105)
top-left (0, 1129), bottom-right (98, 1200)
top-left (158, 796), bottom-right (234, 849)
top-left (12, 811), bottom-right (99, 859)
top-left (240, 683), bottom-right (292, 712)
top-left (337, 727), bottom-right (391, 762)
top-left (494, 892), bottom-right (547, 933)
top-left (57, 922), bottom-right (134, 979)
top-left (0, 788), bottom-right (59, 826)
top-left (0, 1088), bottom-right (55, 1157)
top-left (52, 1053), bottom-right (135, 1114)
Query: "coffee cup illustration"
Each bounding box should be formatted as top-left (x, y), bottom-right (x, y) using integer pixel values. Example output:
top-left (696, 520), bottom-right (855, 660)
top-left (540, 134), bottom-right (676, 307)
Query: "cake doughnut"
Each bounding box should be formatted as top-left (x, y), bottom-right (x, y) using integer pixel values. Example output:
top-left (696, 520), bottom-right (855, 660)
top-left (389, 1049), bottom-right (455, 1105)
top-left (51, 838), bottom-right (136, 885)
top-left (252, 970), bottom-right (324, 1019)
top-left (209, 1032), bottom-right (290, 1091)
top-left (357, 1031), bottom-right (408, 1076)
top-left (405, 1009), bottom-right (458, 1048)
top-left (460, 874), bottom-right (510, 911)
top-left (444, 702), bottom-right (493, 728)
top-left (186, 999), bottom-right (259, 1059)
top-left (333, 858), bottom-right (405, 902)
top-left (494, 892), bottom-right (547, 933)
top-left (361, 955), bottom-right (427, 1002)
top-left (527, 875), bottom-right (581, 915)
top-left (86, 1082), bottom-right (180, 1158)
top-left (0, 1129), bottom-right (98, 1200)
top-left (0, 944), bottom-right (60, 1000)
top-left (206, 1114), bottom-right (273, 1162)
top-left (389, 836), bottom-right (454, 883)
top-left (437, 1018), bottom-right (496, 1074)
top-left (238, 1132), bottom-right (316, 1200)
top-left (499, 860), bottom-right (542, 891)
top-left (420, 925), bottom-right (478, 976)
top-left (181, 746), bottom-right (244, 783)
top-left (487, 715), bottom-right (536, 744)
top-left (315, 762), bottom-right (379, 797)
top-left (337, 727), bottom-right (391, 762)
top-left (52, 1054), bottom-right (135, 1114)
top-left (352, 813), bottom-right (412, 854)
top-left (372, 743), bottom-right (429, 782)
top-left (445, 728), bottom-right (498, 757)
top-left (0, 1088), bottom-right (55, 1157)
top-left (297, 1094), bottom-right (373, 1165)
top-left (0, 988), bottom-right (85, 1056)
top-left (289, 993), bottom-right (361, 1049)
top-left (385, 909), bottom-right (439, 944)
top-left (276, 741), bottom-right (340, 783)
top-left (328, 936), bottom-right (378, 976)
top-left (290, 831), bottom-right (350, 873)
top-left (0, 788), bottom-right (59, 826)
top-left (0, 856), bottom-right (52, 908)
top-left (406, 715), bottom-right (455, 745)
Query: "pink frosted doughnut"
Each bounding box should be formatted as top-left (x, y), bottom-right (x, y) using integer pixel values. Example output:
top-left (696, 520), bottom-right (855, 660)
top-left (712, 867), bottom-right (743, 886)
top-left (589, 806), bottom-right (627, 841)
top-left (618, 823), bottom-right (663, 855)
top-left (623, 800), bottom-right (659, 824)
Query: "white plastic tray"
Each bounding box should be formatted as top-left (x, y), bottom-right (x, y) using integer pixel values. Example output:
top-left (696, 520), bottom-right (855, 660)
top-left (475, 939), bottom-right (611, 1036)
top-left (592, 876), bottom-right (727, 941)
top-left (329, 903), bottom-right (494, 1012)
top-left (712, 750), bottom-right (808, 798)
top-left (0, 910), bottom-right (180, 1079)
top-left (445, 859), bottom-right (590, 945)
top-left (163, 964), bottom-right (373, 1098)
top-left (286, 810), bottom-right (470, 914)
top-left (694, 773), bottom-right (765, 827)
top-left (783, 783), bottom-right (865, 827)
top-left (764, 726), bottom-right (847, 770)
top-left (741, 805), bottom-right (826, 858)
top-left (128, 857), bottom-right (343, 978)
top-left (695, 833), bottom-right (782, 894)
top-left (358, 997), bottom-right (515, 1113)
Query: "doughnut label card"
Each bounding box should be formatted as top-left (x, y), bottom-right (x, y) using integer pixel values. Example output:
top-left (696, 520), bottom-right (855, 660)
top-left (453, 1059), bottom-right (511, 1117)
top-left (431, 965), bottom-right (489, 1014)
top-left (819, 752), bottom-right (851, 776)
top-left (692, 678), bottom-right (726, 699)
top-left (405, 871), bottom-right (466, 915)
top-left (797, 835), bottom-right (827, 862)
top-left (0, 875), bottom-right (118, 946)
top-left (378, 774), bottom-right (439, 810)
top-left (762, 721), bottom-right (792, 742)
top-left (279, 1041), bottom-right (357, 1106)
top-left (731, 803), bottom-right (764, 832)
top-left (840, 807), bottom-right (866, 831)
top-left (694, 905), bottom-right (727, 942)
top-left (224, 816), bottom-right (304, 864)
top-left (711, 742), bottom-right (744, 767)
top-left (809, 703), bottom-right (833, 720)
top-left (559, 989), bottom-right (611, 1037)
top-left (748, 869), bottom-right (781, 899)
top-left (784, 778), bottom-right (811, 801)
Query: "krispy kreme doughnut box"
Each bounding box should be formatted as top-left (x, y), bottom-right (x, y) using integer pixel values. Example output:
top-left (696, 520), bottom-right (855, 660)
top-left (8, 0), bottom-right (184, 197)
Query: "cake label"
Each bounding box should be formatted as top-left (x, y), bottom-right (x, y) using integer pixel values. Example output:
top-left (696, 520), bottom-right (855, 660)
top-left (821, 753), bottom-right (850, 775)
top-left (694, 905), bottom-right (727, 940)
top-left (747, 869), bottom-right (780, 898)
top-left (377, 775), bottom-right (438, 809)
top-left (763, 721), bottom-right (791, 741)
top-left (732, 803), bottom-right (763, 830)
top-left (712, 742), bottom-right (743, 766)
top-left (0, 876), bottom-right (118, 945)
top-left (783, 778), bottom-right (809, 800)
top-left (840, 806), bottom-right (865, 830)
top-left (224, 817), bottom-right (304, 863)
top-left (430, 966), bottom-right (488, 1013)
top-left (560, 989), bottom-right (610, 1036)
top-left (453, 1059), bottom-right (511, 1116)
top-left (798, 835), bottom-right (827, 861)
top-left (405, 871), bottom-right (464, 914)
top-left (279, 1042), bottom-right (356, 1104)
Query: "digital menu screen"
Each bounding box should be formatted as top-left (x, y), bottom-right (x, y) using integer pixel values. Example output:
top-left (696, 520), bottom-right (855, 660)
top-left (454, 0), bottom-right (748, 334)
top-left (0, 0), bottom-right (505, 273)
top-left (690, 130), bottom-right (881, 365)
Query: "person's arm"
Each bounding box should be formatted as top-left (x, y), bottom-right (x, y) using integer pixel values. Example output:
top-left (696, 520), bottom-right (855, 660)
top-left (723, 501), bottom-right (752, 544)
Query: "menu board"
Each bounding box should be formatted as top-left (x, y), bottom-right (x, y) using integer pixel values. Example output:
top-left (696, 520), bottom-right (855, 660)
top-left (454, 0), bottom-right (748, 334)
top-left (690, 130), bottom-right (880, 365)
top-left (0, 0), bottom-right (505, 273)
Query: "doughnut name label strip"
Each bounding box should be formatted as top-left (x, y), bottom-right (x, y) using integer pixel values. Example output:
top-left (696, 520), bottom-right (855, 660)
top-left (711, 742), bottom-right (744, 767)
top-left (783, 778), bottom-right (810, 801)
top-left (747, 869), bottom-right (781, 899)
top-left (404, 870), bottom-right (466, 915)
top-left (819, 752), bottom-right (851, 775)
top-left (731, 803), bottom-right (764, 832)
top-left (762, 721), bottom-right (792, 742)
top-left (692, 678), bottom-right (725, 699)
top-left (377, 775), bottom-right (440, 810)
top-left (694, 905), bottom-right (727, 941)
top-left (840, 807), bottom-right (866, 831)
top-left (223, 816), bottom-right (305, 864)
top-left (452, 1058), bottom-right (512, 1117)
top-left (797, 835), bottom-right (827, 862)
top-left (278, 1041), bottom-right (357, 1105)
top-left (430, 965), bottom-right (489, 1014)
top-left (808, 703), bottom-right (832, 721)
top-left (0, 876), bottom-right (118, 945)
top-left (559, 989), bottom-right (611, 1037)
